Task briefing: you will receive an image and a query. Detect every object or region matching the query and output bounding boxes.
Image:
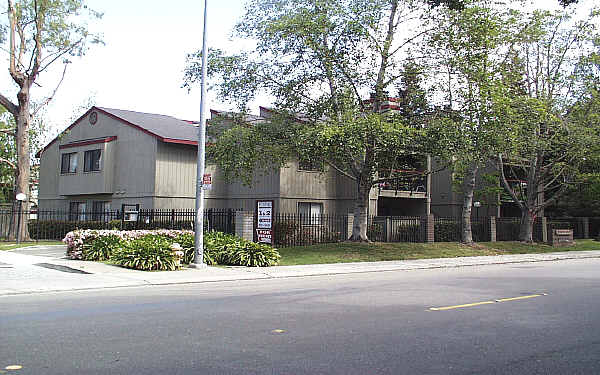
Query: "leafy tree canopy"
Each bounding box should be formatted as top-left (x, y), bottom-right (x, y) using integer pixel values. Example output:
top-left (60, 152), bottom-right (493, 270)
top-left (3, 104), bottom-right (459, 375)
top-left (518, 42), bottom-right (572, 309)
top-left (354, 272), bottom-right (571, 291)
top-left (185, 0), bottom-right (440, 240)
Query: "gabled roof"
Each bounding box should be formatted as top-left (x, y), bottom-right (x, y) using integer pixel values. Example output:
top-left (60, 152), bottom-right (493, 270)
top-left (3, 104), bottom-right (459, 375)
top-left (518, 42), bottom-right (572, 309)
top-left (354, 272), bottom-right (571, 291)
top-left (36, 106), bottom-right (199, 157)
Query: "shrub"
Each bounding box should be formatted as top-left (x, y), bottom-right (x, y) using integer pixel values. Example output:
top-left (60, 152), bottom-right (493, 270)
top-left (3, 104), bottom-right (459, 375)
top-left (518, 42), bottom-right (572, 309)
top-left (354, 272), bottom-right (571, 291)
top-left (225, 241), bottom-right (281, 267)
top-left (434, 221), bottom-right (461, 242)
top-left (274, 219), bottom-right (300, 245)
top-left (392, 222), bottom-right (422, 242)
top-left (63, 229), bottom-right (280, 269)
top-left (82, 234), bottom-right (122, 261)
top-left (111, 234), bottom-right (179, 271)
top-left (367, 223), bottom-right (384, 241)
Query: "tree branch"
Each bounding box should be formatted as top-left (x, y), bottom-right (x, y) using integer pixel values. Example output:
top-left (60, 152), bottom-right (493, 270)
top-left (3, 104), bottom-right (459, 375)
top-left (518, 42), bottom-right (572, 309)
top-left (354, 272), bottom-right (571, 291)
top-left (32, 62), bottom-right (69, 116)
top-left (0, 128), bottom-right (16, 136)
top-left (0, 93), bottom-right (18, 116)
top-left (0, 158), bottom-right (16, 170)
top-left (497, 154), bottom-right (525, 211)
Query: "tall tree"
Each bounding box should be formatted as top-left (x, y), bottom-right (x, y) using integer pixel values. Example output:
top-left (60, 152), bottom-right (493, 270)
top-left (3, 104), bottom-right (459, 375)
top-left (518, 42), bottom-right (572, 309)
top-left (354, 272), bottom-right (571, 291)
top-left (497, 8), bottom-right (599, 242)
top-left (185, 0), bottom-right (460, 241)
top-left (0, 104), bottom-right (47, 204)
top-left (0, 0), bottom-right (101, 240)
top-left (427, 0), bottom-right (517, 243)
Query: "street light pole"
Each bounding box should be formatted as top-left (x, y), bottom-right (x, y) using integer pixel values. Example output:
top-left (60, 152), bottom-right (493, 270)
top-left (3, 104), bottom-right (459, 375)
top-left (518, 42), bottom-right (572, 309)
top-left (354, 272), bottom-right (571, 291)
top-left (192, 0), bottom-right (209, 268)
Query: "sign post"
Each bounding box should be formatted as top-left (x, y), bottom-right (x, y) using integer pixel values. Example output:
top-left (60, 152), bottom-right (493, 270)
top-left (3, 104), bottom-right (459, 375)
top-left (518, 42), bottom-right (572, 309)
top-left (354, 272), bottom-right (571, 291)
top-left (255, 200), bottom-right (274, 245)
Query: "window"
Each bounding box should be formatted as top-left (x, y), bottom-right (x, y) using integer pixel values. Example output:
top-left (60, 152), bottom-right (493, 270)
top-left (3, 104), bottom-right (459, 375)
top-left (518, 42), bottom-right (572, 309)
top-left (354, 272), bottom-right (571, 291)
top-left (298, 202), bottom-right (323, 225)
top-left (298, 158), bottom-right (324, 172)
top-left (84, 149), bottom-right (102, 172)
top-left (92, 201), bottom-right (111, 221)
top-left (61, 153), bottom-right (78, 174)
top-left (69, 202), bottom-right (87, 221)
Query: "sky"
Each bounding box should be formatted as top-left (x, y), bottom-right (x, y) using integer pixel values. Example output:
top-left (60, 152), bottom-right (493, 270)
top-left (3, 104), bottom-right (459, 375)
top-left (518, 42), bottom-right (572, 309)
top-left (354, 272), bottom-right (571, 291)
top-left (0, 0), bottom-right (596, 145)
top-left (1, 0), bottom-right (250, 141)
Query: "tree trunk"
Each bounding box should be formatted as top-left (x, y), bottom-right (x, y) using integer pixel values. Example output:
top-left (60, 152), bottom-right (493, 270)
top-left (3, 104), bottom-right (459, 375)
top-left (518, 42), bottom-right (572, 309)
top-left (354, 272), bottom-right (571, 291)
top-left (461, 163), bottom-right (478, 244)
top-left (8, 88), bottom-right (31, 241)
top-left (519, 209), bottom-right (534, 243)
top-left (349, 179), bottom-right (371, 242)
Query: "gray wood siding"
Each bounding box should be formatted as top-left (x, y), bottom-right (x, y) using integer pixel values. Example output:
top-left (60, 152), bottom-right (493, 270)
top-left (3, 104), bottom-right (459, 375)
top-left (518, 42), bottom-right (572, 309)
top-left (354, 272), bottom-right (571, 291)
top-left (58, 141), bottom-right (115, 195)
top-left (38, 141), bottom-right (60, 202)
top-left (155, 142), bottom-right (197, 198)
top-left (279, 161), bottom-right (335, 199)
top-left (38, 110), bottom-right (158, 210)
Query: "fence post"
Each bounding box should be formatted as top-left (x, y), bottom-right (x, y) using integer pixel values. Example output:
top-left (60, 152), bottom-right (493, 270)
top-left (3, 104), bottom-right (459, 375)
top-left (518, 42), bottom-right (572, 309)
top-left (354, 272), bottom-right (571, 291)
top-left (541, 217), bottom-right (548, 243)
top-left (490, 216), bottom-right (496, 242)
top-left (347, 214), bottom-right (354, 240)
top-left (581, 217), bottom-right (589, 239)
top-left (235, 211), bottom-right (254, 242)
top-left (423, 214), bottom-right (434, 243)
top-left (227, 209), bottom-right (234, 233)
top-left (386, 216), bottom-right (392, 242)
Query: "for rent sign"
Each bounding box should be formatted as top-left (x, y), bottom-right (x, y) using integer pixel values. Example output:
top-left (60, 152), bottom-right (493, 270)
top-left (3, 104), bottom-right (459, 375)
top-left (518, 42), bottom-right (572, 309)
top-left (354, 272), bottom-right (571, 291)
top-left (255, 200), bottom-right (274, 245)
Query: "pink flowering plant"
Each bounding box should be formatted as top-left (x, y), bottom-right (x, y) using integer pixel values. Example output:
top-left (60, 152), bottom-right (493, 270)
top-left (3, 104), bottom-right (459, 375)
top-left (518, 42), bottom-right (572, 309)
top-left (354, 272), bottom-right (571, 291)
top-left (63, 229), bottom-right (193, 260)
top-left (62, 229), bottom-right (280, 269)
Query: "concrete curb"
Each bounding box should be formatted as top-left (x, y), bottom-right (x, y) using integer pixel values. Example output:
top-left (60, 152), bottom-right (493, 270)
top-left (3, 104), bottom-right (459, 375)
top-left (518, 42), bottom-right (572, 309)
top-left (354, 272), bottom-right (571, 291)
top-left (2, 246), bottom-right (600, 296)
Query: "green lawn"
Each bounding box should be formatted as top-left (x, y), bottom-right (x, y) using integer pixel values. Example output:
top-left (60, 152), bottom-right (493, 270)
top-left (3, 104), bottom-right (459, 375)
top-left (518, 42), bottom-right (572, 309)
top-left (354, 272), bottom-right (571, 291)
top-left (277, 239), bottom-right (600, 266)
top-left (0, 241), bottom-right (64, 251)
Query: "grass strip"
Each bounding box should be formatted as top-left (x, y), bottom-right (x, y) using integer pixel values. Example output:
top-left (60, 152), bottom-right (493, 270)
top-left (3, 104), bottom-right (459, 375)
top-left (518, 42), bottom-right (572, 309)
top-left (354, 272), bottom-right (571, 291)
top-left (277, 239), bottom-right (600, 266)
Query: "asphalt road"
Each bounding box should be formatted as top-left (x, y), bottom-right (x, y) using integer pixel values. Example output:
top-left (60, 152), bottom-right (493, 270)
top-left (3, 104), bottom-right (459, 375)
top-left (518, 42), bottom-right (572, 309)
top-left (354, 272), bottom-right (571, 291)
top-left (2, 258), bottom-right (600, 374)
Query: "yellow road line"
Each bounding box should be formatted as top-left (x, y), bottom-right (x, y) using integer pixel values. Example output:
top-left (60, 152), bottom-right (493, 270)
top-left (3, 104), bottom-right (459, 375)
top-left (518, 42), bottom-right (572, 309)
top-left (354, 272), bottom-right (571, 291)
top-left (430, 301), bottom-right (496, 311)
top-left (430, 293), bottom-right (547, 311)
top-left (495, 294), bottom-right (543, 303)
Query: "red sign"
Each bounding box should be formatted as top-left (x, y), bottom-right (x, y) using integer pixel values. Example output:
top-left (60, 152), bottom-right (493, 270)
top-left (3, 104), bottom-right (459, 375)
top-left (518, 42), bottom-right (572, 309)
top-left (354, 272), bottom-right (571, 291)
top-left (202, 174), bottom-right (212, 190)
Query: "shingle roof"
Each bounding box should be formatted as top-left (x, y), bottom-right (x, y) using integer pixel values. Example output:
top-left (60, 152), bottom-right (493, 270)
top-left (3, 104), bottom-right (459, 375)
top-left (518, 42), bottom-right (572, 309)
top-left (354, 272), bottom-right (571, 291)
top-left (36, 106), bottom-right (200, 157)
top-left (98, 107), bottom-right (199, 143)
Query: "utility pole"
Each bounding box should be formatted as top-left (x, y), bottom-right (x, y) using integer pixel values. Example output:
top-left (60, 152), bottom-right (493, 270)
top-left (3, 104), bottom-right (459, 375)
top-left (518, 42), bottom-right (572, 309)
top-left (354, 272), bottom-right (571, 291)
top-left (192, 0), bottom-right (209, 268)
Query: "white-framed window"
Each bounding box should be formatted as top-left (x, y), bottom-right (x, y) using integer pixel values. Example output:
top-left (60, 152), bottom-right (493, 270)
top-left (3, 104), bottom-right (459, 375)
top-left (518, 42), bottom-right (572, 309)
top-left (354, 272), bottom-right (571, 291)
top-left (298, 202), bottom-right (323, 225)
top-left (84, 149), bottom-right (102, 172)
top-left (60, 152), bottom-right (78, 174)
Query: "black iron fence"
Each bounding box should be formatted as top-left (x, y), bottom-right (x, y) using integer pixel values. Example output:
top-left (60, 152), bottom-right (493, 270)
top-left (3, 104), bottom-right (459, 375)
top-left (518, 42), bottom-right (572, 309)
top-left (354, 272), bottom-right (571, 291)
top-left (0, 208), bottom-right (237, 241)
top-left (0, 207), bottom-right (595, 245)
top-left (273, 213), bottom-right (347, 247)
top-left (434, 217), bottom-right (491, 242)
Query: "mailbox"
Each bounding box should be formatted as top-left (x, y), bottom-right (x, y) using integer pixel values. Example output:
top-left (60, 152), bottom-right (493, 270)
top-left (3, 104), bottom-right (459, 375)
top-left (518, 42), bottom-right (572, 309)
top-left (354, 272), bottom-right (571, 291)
top-left (121, 204), bottom-right (140, 223)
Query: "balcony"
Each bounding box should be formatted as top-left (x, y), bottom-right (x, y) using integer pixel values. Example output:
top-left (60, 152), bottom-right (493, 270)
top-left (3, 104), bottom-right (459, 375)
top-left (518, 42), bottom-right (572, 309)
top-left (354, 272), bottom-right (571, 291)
top-left (378, 174), bottom-right (427, 199)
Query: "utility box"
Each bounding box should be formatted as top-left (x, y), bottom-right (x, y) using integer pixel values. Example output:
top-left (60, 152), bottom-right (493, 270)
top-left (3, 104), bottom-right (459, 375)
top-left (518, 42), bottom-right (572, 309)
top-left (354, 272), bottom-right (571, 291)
top-left (549, 229), bottom-right (574, 247)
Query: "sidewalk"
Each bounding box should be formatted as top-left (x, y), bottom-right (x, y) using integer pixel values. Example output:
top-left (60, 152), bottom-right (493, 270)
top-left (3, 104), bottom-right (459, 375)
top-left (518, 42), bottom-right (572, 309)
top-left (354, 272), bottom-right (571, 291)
top-left (2, 245), bottom-right (600, 296)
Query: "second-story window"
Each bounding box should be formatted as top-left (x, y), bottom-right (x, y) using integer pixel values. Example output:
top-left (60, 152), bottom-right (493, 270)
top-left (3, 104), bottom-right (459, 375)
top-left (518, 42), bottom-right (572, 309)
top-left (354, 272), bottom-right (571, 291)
top-left (60, 152), bottom-right (78, 174)
top-left (84, 149), bottom-right (102, 172)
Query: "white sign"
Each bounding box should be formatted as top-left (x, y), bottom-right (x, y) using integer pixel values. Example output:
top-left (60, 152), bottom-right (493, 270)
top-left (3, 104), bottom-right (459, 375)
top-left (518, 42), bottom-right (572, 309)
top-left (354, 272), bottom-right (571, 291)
top-left (257, 201), bottom-right (273, 229)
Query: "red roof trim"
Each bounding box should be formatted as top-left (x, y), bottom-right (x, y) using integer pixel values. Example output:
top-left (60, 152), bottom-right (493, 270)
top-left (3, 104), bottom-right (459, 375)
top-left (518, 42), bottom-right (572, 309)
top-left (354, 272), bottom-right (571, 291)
top-left (36, 106), bottom-right (189, 158)
top-left (161, 138), bottom-right (198, 146)
top-left (59, 136), bottom-right (117, 149)
top-left (35, 107), bottom-right (98, 158)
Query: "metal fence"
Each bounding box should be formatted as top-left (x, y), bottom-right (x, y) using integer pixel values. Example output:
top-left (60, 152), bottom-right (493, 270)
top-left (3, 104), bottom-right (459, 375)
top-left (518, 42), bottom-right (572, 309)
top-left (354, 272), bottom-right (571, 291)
top-left (0, 208), bottom-right (237, 241)
top-left (590, 217), bottom-right (600, 238)
top-left (273, 213), bottom-right (347, 247)
top-left (547, 217), bottom-right (585, 239)
top-left (434, 217), bottom-right (491, 242)
top-left (273, 214), bottom-right (425, 247)
top-left (0, 207), bottom-right (594, 245)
